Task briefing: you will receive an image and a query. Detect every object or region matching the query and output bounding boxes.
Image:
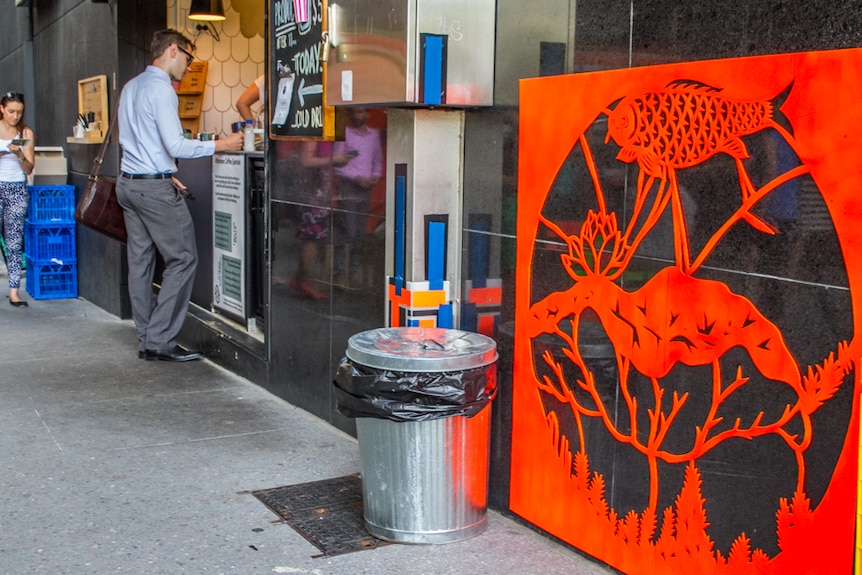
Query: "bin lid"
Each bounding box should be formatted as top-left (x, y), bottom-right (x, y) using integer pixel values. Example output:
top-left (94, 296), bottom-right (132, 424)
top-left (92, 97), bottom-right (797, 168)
top-left (346, 327), bottom-right (498, 372)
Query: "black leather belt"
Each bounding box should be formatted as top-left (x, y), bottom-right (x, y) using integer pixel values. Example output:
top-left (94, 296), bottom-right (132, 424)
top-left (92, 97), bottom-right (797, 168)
top-left (120, 172), bottom-right (171, 180)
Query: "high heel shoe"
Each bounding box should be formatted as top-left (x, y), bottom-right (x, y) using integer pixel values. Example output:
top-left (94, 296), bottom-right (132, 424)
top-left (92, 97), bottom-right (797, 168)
top-left (9, 299), bottom-right (28, 307)
top-left (288, 278), bottom-right (328, 300)
top-left (298, 281), bottom-right (328, 300)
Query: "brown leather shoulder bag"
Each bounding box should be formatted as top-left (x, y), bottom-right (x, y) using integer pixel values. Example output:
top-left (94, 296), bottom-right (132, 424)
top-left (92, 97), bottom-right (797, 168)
top-left (73, 112), bottom-right (126, 244)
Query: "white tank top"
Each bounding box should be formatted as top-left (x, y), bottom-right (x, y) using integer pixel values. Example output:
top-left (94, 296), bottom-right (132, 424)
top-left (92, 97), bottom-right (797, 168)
top-left (0, 134), bottom-right (25, 183)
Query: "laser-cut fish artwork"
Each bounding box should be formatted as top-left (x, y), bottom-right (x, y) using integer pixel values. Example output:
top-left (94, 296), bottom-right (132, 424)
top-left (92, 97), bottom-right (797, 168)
top-left (606, 80), bottom-right (794, 241)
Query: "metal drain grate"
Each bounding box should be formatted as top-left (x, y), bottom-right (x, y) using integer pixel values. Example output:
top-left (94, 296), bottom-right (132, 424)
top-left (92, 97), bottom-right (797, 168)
top-left (251, 474), bottom-right (389, 557)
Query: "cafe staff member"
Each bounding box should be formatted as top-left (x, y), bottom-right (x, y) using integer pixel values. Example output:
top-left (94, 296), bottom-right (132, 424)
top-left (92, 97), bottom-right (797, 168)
top-left (236, 75), bottom-right (265, 123)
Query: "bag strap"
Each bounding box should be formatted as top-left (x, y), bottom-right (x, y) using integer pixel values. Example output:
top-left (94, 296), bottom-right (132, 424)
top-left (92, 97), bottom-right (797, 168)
top-left (90, 101), bottom-right (119, 181)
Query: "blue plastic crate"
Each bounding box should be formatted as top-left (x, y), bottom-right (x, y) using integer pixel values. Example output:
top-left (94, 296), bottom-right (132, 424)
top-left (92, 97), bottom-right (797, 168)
top-left (25, 256), bottom-right (77, 300)
top-left (24, 222), bottom-right (76, 263)
top-left (27, 185), bottom-right (75, 223)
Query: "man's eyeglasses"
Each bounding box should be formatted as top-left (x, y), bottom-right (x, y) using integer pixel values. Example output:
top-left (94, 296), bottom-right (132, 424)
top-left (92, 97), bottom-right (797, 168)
top-left (178, 45), bottom-right (195, 67)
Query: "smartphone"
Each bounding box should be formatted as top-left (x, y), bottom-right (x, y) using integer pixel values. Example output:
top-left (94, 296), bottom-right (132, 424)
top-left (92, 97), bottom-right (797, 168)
top-left (174, 185), bottom-right (196, 201)
top-left (11, 138), bottom-right (28, 146)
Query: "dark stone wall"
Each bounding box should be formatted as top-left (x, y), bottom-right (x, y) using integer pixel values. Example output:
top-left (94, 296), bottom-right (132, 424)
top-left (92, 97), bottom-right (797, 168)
top-left (575, 0), bottom-right (862, 71)
top-left (0, 1), bottom-right (165, 318)
top-left (481, 0), bottom-right (862, 519)
top-left (0, 4), bottom-right (31, 104)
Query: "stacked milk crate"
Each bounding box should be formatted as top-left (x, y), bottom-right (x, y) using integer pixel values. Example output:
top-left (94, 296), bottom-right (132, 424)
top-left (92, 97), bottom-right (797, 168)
top-left (24, 185), bottom-right (78, 299)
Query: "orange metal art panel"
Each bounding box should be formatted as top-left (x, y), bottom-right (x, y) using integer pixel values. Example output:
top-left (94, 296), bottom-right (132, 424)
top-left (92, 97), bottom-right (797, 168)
top-left (512, 49), bottom-right (861, 574)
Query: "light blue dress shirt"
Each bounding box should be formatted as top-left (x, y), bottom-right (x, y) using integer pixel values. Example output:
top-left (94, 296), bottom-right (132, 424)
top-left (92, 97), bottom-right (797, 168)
top-left (118, 65), bottom-right (215, 175)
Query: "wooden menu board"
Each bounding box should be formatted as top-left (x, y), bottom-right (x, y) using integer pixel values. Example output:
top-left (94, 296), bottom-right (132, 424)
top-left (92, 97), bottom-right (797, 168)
top-left (77, 75), bottom-right (109, 143)
top-left (178, 96), bottom-right (203, 119)
top-left (176, 62), bottom-right (207, 134)
top-left (177, 61), bottom-right (208, 94)
top-left (268, 0), bottom-right (334, 140)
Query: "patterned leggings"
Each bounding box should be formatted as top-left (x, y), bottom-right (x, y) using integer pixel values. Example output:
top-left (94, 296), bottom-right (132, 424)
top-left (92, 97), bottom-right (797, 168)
top-left (0, 181), bottom-right (29, 289)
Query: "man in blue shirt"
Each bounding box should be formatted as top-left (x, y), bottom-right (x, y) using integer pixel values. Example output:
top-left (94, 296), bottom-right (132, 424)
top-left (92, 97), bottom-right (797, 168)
top-left (117, 29), bottom-right (242, 362)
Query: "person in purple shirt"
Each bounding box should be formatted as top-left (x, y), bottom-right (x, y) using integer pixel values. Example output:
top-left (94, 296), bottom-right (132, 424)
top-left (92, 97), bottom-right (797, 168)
top-left (116, 29), bottom-right (242, 362)
top-left (333, 108), bottom-right (383, 287)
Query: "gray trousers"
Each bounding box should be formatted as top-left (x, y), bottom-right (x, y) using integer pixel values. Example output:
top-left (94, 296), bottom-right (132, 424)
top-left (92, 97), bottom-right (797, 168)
top-left (116, 177), bottom-right (197, 352)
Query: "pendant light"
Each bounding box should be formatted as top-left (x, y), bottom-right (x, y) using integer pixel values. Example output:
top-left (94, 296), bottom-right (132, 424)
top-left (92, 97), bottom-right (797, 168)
top-left (188, 0), bottom-right (225, 41)
top-left (188, 0), bottom-right (226, 21)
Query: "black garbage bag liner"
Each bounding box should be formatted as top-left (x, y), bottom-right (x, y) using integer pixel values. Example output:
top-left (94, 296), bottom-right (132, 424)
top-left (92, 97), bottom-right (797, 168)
top-left (333, 358), bottom-right (497, 422)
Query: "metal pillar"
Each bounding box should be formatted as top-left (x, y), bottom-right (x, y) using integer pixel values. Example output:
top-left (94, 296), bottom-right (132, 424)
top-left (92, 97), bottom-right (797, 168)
top-left (384, 108), bottom-right (465, 329)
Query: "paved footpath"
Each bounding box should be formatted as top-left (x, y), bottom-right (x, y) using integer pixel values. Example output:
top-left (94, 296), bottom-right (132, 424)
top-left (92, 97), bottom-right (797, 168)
top-left (0, 265), bottom-right (616, 574)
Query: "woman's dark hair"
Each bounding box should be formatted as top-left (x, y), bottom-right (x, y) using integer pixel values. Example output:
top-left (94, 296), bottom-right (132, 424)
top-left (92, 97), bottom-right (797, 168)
top-left (151, 29), bottom-right (195, 59)
top-left (1, 91), bottom-right (29, 135)
top-left (1, 91), bottom-right (24, 107)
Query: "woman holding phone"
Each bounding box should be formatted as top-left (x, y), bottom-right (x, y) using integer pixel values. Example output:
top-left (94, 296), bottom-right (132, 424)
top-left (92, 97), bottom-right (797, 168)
top-left (0, 91), bottom-right (35, 307)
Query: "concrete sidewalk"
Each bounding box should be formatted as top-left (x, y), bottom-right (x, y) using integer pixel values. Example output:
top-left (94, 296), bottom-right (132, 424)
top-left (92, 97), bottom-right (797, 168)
top-left (0, 267), bottom-right (614, 575)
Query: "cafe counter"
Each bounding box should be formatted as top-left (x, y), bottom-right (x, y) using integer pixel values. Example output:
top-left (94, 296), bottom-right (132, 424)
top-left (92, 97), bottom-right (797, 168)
top-left (176, 151), bottom-right (266, 334)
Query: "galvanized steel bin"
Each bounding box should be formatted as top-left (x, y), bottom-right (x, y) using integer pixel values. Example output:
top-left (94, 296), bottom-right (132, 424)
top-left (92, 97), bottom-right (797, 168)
top-left (334, 327), bottom-right (498, 544)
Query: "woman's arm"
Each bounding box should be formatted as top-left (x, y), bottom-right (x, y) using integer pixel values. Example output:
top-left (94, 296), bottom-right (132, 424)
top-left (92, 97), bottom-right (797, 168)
top-left (10, 126), bottom-right (34, 176)
top-left (300, 141), bottom-right (351, 168)
top-left (236, 83), bottom-right (260, 122)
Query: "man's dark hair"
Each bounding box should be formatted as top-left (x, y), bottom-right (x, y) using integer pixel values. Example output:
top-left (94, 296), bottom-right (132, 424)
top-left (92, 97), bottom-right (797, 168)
top-left (151, 29), bottom-right (195, 58)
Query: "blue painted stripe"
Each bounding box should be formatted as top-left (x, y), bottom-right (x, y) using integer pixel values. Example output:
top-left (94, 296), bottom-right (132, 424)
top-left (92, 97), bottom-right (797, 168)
top-left (471, 231), bottom-right (488, 289)
top-left (423, 35), bottom-right (443, 105)
top-left (394, 174), bottom-right (406, 295)
top-left (461, 302), bottom-right (477, 332)
top-left (428, 220), bottom-right (446, 290)
top-left (437, 304), bottom-right (453, 328)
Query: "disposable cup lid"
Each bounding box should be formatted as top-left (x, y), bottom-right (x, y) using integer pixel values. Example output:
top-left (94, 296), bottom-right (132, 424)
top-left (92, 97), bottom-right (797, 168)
top-left (346, 327), bottom-right (498, 372)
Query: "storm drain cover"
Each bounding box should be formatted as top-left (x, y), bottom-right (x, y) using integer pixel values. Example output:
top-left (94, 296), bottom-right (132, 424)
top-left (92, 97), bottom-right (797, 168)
top-left (251, 474), bottom-right (389, 557)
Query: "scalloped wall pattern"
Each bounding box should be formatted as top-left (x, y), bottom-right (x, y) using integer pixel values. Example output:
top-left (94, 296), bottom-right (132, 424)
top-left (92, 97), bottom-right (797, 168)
top-left (168, 0), bottom-right (265, 135)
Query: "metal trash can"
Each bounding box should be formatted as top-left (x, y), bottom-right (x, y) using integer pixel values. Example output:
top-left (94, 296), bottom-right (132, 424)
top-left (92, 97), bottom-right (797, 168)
top-left (334, 327), bottom-right (498, 544)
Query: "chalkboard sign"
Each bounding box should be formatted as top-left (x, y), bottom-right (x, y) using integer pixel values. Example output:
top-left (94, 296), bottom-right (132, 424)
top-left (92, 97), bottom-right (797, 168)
top-left (269, 0), bottom-right (334, 140)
